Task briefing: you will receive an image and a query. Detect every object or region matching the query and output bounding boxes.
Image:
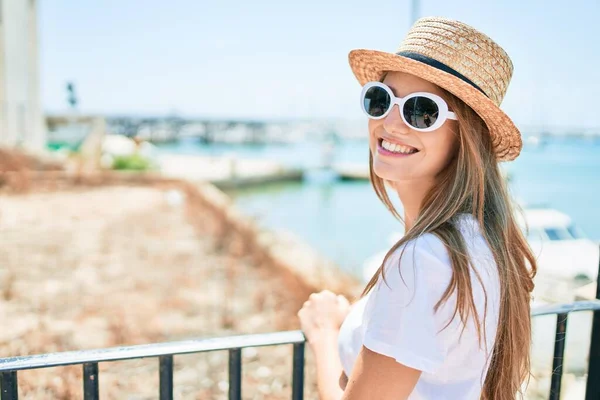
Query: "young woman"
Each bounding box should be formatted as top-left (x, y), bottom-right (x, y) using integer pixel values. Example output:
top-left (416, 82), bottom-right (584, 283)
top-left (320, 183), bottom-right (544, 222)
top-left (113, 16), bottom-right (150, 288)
top-left (297, 17), bottom-right (537, 400)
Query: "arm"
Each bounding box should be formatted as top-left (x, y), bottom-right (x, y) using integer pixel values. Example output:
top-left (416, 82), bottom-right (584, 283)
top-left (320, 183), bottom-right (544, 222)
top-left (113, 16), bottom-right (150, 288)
top-left (313, 335), bottom-right (421, 400)
top-left (342, 346), bottom-right (421, 400)
top-left (297, 291), bottom-right (351, 400)
top-left (311, 329), bottom-right (345, 400)
top-left (339, 371), bottom-right (348, 391)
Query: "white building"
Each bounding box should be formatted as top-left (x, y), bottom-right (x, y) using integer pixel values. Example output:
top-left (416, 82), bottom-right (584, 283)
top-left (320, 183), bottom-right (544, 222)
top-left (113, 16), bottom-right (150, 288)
top-left (0, 0), bottom-right (45, 151)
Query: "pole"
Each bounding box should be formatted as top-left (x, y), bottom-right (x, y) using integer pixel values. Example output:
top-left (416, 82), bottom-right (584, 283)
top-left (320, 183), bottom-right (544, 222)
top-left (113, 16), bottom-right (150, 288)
top-left (585, 244), bottom-right (600, 399)
top-left (411, 0), bottom-right (420, 24)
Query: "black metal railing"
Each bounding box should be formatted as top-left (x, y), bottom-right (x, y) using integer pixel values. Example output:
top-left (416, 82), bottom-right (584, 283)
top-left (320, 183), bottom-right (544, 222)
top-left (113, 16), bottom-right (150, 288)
top-left (0, 330), bottom-right (306, 400)
top-left (2, 301), bottom-right (600, 400)
top-left (532, 300), bottom-right (600, 400)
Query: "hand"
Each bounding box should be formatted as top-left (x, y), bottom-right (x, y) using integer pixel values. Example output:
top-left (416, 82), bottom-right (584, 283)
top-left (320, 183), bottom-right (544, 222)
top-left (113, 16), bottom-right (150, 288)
top-left (297, 290), bottom-right (351, 347)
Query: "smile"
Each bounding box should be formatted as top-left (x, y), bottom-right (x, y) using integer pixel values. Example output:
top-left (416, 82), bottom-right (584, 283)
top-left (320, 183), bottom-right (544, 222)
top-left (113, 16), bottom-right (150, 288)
top-left (377, 138), bottom-right (419, 157)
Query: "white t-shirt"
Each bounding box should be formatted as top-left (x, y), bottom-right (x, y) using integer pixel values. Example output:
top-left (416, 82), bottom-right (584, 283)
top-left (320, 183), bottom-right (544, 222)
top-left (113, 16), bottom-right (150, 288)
top-left (338, 214), bottom-right (500, 399)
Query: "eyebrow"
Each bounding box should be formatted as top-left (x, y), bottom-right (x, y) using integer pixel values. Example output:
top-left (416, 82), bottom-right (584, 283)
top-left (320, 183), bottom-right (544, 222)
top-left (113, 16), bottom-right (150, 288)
top-left (387, 84), bottom-right (410, 98)
top-left (387, 84), bottom-right (401, 96)
top-left (387, 84), bottom-right (445, 101)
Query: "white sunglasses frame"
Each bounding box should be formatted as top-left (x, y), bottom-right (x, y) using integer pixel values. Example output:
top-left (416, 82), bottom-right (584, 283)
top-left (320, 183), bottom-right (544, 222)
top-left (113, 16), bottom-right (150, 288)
top-left (360, 81), bottom-right (457, 132)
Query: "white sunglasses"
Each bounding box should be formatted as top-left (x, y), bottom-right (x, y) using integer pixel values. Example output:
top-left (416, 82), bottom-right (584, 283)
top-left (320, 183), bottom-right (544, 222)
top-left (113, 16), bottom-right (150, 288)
top-left (360, 81), bottom-right (457, 132)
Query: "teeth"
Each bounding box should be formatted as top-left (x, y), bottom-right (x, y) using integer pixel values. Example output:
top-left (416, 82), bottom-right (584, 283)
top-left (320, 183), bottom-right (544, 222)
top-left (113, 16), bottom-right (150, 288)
top-left (381, 139), bottom-right (417, 154)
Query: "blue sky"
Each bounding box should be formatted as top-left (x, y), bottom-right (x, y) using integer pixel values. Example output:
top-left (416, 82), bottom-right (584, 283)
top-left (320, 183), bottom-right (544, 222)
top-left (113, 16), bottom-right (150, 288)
top-left (39, 0), bottom-right (600, 129)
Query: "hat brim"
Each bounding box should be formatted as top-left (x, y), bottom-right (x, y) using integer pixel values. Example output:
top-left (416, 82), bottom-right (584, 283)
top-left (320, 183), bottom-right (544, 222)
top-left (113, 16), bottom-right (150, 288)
top-left (348, 49), bottom-right (522, 161)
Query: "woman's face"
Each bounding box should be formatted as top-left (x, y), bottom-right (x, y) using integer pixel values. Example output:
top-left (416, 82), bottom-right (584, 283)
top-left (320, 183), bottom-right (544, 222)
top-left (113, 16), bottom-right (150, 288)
top-left (368, 71), bottom-right (459, 184)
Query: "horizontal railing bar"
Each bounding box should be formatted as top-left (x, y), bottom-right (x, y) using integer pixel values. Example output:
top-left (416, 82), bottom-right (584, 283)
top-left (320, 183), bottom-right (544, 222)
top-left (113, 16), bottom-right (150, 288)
top-left (0, 330), bottom-right (305, 372)
top-left (532, 300), bottom-right (600, 317)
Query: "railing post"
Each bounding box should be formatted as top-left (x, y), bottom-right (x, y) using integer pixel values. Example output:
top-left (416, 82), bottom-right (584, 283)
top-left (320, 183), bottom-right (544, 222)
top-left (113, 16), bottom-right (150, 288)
top-left (585, 244), bottom-right (600, 400)
top-left (228, 348), bottom-right (242, 400)
top-left (292, 342), bottom-right (305, 400)
top-left (159, 355), bottom-right (173, 400)
top-left (82, 363), bottom-right (99, 400)
top-left (550, 313), bottom-right (568, 400)
top-left (0, 371), bottom-right (18, 400)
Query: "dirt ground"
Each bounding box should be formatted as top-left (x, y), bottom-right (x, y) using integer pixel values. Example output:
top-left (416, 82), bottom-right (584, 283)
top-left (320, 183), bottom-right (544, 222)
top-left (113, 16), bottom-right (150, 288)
top-left (0, 185), bottom-right (319, 399)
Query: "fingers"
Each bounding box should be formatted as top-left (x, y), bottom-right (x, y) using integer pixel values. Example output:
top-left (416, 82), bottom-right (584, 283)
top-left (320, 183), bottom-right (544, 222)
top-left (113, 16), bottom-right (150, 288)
top-left (301, 290), bottom-right (343, 314)
top-left (337, 294), bottom-right (350, 307)
top-left (309, 290), bottom-right (335, 300)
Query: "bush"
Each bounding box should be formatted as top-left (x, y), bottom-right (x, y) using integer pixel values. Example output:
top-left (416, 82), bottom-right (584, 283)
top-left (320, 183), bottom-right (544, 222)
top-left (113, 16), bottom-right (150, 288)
top-left (111, 154), bottom-right (153, 171)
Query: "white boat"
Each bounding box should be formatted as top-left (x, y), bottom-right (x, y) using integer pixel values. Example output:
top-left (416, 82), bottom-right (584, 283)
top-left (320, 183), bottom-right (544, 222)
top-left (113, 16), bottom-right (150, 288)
top-left (362, 208), bottom-right (599, 303)
top-left (517, 208), bottom-right (599, 302)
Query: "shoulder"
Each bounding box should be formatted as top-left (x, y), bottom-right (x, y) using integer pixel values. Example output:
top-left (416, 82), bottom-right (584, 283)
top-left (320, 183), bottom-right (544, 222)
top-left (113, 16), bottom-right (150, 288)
top-left (380, 233), bottom-right (453, 294)
top-left (452, 213), bottom-right (497, 265)
top-left (453, 213), bottom-right (484, 241)
top-left (385, 233), bottom-right (451, 275)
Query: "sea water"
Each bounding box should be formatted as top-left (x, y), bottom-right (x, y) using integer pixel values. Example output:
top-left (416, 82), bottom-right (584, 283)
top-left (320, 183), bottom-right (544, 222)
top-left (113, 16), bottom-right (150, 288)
top-left (159, 135), bottom-right (600, 276)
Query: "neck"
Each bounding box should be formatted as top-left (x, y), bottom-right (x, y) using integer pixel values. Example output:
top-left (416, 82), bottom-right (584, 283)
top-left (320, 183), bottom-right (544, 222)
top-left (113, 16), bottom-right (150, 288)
top-left (393, 179), bottom-right (435, 233)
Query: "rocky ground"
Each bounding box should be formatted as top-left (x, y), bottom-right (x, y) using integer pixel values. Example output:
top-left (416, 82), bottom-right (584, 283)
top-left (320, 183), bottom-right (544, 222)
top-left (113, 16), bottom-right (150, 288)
top-left (0, 185), bottom-right (319, 399)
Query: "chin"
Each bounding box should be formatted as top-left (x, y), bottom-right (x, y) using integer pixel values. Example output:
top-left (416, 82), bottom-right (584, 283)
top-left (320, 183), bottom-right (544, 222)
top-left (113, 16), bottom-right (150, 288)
top-left (372, 157), bottom-right (428, 184)
top-left (372, 160), bottom-right (402, 182)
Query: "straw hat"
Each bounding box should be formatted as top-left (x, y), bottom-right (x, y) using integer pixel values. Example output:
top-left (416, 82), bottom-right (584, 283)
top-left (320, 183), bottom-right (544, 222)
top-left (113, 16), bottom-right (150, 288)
top-left (348, 16), bottom-right (521, 161)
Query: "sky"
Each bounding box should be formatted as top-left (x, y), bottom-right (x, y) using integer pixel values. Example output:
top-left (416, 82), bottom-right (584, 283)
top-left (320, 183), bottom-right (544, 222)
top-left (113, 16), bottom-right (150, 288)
top-left (39, 0), bottom-right (600, 130)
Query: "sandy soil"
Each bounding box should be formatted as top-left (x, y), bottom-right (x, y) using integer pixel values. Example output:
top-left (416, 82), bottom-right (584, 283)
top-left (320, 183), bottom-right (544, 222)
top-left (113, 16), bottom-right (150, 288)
top-left (0, 185), bottom-right (318, 399)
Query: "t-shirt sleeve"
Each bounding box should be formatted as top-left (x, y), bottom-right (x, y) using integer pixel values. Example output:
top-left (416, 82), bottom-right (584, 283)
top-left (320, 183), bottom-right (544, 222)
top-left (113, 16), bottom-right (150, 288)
top-left (361, 234), bottom-right (454, 374)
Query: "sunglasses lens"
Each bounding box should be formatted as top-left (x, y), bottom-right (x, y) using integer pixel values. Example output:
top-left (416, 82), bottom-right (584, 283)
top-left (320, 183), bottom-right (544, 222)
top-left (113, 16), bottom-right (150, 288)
top-left (403, 96), bottom-right (439, 129)
top-left (363, 86), bottom-right (390, 118)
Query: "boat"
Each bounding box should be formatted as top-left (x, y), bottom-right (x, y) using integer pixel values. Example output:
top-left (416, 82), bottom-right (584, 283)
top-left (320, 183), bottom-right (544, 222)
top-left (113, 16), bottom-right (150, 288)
top-left (517, 208), bottom-right (599, 302)
top-left (361, 208), bottom-right (599, 303)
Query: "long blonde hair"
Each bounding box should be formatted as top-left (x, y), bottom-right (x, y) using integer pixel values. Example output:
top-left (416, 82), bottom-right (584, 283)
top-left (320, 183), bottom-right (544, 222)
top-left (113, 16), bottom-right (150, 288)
top-left (362, 85), bottom-right (537, 399)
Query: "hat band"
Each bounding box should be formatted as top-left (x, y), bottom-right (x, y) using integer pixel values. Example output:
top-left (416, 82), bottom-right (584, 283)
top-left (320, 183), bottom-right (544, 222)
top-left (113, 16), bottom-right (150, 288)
top-left (396, 51), bottom-right (487, 97)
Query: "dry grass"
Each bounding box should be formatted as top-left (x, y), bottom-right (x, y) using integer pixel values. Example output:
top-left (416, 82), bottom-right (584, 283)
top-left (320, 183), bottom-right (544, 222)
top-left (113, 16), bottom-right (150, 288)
top-left (0, 147), bottom-right (63, 192)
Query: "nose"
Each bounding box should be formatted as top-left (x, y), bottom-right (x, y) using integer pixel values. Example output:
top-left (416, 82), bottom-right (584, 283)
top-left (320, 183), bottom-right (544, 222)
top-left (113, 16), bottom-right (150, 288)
top-left (383, 104), bottom-right (410, 135)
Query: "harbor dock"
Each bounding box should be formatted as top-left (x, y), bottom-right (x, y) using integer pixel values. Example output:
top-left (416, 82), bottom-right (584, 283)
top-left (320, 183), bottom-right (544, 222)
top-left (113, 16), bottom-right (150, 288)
top-left (157, 154), bottom-right (304, 189)
top-left (332, 162), bottom-right (370, 181)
